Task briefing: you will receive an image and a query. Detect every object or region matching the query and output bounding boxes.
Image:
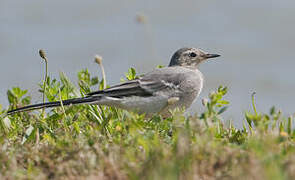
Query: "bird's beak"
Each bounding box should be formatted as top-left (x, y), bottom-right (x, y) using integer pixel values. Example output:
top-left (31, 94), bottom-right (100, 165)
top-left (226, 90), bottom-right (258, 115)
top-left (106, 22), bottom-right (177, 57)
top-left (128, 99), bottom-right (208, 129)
top-left (203, 53), bottom-right (221, 59)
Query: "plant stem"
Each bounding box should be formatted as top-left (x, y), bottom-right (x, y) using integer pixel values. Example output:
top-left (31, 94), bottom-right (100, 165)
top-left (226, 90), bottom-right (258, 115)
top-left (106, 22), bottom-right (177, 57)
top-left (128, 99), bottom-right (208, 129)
top-left (39, 49), bottom-right (48, 117)
top-left (94, 55), bottom-right (106, 89)
top-left (43, 59), bottom-right (48, 104)
top-left (251, 92), bottom-right (257, 116)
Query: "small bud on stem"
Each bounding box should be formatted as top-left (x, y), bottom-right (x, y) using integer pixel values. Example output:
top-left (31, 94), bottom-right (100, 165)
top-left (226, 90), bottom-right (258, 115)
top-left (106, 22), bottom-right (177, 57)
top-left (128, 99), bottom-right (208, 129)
top-left (39, 49), bottom-right (49, 118)
top-left (39, 49), bottom-right (47, 61)
top-left (94, 55), bottom-right (103, 65)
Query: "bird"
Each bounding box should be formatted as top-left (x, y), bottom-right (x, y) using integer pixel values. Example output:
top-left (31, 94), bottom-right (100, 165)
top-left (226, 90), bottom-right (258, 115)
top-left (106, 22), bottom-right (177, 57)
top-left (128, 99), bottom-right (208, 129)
top-left (7, 47), bottom-right (220, 116)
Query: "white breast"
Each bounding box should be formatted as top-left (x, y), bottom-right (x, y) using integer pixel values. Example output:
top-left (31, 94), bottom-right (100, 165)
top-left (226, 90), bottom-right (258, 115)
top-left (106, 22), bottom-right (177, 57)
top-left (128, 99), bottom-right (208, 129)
top-left (195, 69), bottom-right (204, 98)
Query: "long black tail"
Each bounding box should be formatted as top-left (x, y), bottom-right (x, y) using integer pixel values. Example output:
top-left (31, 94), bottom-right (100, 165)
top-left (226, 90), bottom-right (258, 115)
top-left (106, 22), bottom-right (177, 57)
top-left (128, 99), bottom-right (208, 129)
top-left (7, 96), bottom-right (99, 115)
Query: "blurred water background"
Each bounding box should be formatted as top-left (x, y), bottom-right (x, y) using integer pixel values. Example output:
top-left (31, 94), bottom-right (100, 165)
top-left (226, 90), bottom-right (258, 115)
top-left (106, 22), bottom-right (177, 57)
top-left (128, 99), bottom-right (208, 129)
top-left (1, 0), bottom-right (294, 127)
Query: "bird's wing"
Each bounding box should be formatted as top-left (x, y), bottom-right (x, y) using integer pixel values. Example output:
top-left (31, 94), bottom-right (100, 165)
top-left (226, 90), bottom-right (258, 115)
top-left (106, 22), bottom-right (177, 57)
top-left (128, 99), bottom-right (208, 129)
top-left (87, 68), bottom-right (183, 98)
top-left (86, 79), bottom-right (166, 98)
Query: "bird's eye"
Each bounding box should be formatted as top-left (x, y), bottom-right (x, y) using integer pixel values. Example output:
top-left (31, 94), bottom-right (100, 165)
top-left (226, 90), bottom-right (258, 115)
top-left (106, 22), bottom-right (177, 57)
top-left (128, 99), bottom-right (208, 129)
top-left (189, 52), bottom-right (197, 57)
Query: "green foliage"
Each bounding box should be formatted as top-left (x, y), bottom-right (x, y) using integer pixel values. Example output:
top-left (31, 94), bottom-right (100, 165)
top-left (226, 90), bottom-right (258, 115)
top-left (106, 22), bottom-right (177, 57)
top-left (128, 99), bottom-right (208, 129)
top-left (1, 68), bottom-right (295, 179)
top-left (200, 86), bottom-right (229, 124)
top-left (125, 67), bottom-right (138, 80)
top-left (7, 87), bottom-right (31, 108)
top-left (156, 65), bottom-right (164, 68)
top-left (78, 69), bottom-right (99, 94)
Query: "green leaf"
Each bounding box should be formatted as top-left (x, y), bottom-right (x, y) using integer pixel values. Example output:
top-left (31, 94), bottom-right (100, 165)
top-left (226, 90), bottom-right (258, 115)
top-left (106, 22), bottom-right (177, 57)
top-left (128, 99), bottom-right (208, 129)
top-left (91, 77), bottom-right (99, 86)
top-left (218, 106), bottom-right (228, 115)
top-left (125, 67), bottom-right (138, 80)
top-left (78, 69), bottom-right (91, 84)
top-left (270, 106), bottom-right (276, 115)
top-left (60, 72), bottom-right (79, 97)
top-left (7, 90), bottom-right (15, 104)
top-left (99, 79), bottom-right (105, 90)
top-left (218, 100), bottom-right (229, 105)
top-left (156, 65), bottom-right (165, 68)
top-left (21, 96), bottom-right (31, 105)
top-left (287, 116), bottom-right (292, 134)
top-left (7, 87), bottom-right (30, 106)
top-left (73, 122), bottom-right (80, 134)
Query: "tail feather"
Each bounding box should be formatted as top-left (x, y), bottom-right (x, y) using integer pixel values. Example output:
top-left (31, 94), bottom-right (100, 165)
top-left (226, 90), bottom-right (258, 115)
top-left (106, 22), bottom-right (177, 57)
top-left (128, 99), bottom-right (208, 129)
top-left (7, 96), bottom-right (98, 115)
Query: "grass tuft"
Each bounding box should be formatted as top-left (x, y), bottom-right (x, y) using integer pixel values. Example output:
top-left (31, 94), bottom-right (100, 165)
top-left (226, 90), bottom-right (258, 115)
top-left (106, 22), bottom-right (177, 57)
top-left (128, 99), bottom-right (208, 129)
top-left (1, 68), bottom-right (295, 179)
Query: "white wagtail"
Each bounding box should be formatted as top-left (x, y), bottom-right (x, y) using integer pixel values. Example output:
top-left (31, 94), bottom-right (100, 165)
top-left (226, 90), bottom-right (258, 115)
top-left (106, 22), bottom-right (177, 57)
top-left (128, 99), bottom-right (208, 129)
top-left (7, 47), bottom-right (220, 116)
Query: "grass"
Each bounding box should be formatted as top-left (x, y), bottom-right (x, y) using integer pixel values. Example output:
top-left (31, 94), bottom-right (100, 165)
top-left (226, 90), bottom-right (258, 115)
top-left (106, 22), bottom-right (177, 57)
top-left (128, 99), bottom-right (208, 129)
top-left (0, 67), bottom-right (295, 180)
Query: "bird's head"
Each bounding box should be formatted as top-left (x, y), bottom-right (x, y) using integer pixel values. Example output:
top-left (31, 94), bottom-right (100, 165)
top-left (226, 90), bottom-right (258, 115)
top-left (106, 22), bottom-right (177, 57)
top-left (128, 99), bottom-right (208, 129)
top-left (169, 47), bottom-right (220, 69)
